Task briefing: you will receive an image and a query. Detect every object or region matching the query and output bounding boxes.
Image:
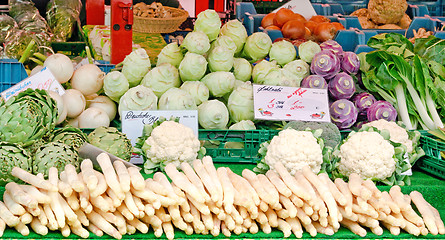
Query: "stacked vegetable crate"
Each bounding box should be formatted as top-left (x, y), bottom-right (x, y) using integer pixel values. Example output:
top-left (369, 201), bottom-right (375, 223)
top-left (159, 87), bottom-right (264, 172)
top-left (419, 134), bottom-right (445, 180)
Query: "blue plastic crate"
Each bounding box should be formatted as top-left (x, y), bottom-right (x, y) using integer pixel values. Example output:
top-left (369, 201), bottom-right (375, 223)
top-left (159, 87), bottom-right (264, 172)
top-left (408, 0), bottom-right (444, 16)
top-left (334, 29), bottom-right (378, 53)
top-left (96, 60), bottom-right (115, 74)
top-left (319, 0), bottom-right (368, 15)
top-left (0, 59), bottom-right (28, 93)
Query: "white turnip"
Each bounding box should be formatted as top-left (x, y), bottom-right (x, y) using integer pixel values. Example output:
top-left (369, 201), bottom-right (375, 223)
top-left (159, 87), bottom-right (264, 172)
top-left (62, 89), bottom-right (86, 118)
top-left (47, 90), bottom-right (67, 125)
top-left (43, 53), bottom-right (74, 83)
top-left (77, 107), bottom-right (111, 128)
top-left (88, 95), bottom-right (117, 121)
top-left (71, 64), bottom-right (105, 96)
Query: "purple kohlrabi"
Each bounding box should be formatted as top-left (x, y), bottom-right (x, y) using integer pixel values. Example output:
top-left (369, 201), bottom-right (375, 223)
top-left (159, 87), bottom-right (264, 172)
top-left (319, 40), bottom-right (343, 55)
top-left (300, 75), bottom-right (327, 89)
top-left (341, 51), bottom-right (360, 75)
top-left (310, 50), bottom-right (341, 80)
top-left (367, 100), bottom-right (398, 122)
top-left (330, 99), bottom-right (358, 129)
top-left (353, 92), bottom-right (377, 114)
top-left (328, 72), bottom-right (356, 100)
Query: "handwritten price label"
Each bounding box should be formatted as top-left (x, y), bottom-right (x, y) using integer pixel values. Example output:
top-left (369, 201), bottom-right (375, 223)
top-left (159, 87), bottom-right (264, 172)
top-left (1, 67), bottom-right (65, 101)
top-left (253, 84), bottom-right (330, 122)
top-left (121, 110), bottom-right (198, 164)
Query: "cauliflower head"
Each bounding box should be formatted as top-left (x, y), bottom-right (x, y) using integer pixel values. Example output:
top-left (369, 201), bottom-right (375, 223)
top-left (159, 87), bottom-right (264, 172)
top-left (365, 119), bottom-right (412, 152)
top-left (368, 0), bottom-right (408, 24)
top-left (337, 131), bottom-right (396, 181)
top-left (256, 129), bottom-right (326, 175)
top-left (136, 118), bottom-right (203, 174)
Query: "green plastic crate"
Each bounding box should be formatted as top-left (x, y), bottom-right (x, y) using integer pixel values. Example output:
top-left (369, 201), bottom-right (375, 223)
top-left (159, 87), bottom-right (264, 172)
top-left (199, 129), bottom-right (280, 163)
top-left (419, 134), bottom-right (445, 180)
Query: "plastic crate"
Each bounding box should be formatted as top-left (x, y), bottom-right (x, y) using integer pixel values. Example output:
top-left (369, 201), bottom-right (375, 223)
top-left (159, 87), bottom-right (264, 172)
top-left (318, 0), bottom-right (368, 15)
top-left (0, 59), bottom-right (28, 92)
top-left (335, 29), bottom-right (378, 52)
top-left (96, 60), bottom-right (115, 73)
top-left (408, 0), bottom-right (444, 16)
top-left (199, 129), bottom-right (280, 163)
top-left (51, 42), bottom-right (87, 57)
top-left (419, 134), bottom-right (445, 179)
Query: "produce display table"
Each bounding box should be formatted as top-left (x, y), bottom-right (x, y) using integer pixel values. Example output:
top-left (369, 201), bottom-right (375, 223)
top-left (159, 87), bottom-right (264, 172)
top-left (0, 163), bottom-right (444, 239)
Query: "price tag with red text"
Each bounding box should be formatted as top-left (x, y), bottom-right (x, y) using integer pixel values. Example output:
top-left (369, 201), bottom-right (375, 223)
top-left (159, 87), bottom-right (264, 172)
top-left (1, 67), bottom-right (65, 101)
top-left (253, 84), bottom-right (330, 122)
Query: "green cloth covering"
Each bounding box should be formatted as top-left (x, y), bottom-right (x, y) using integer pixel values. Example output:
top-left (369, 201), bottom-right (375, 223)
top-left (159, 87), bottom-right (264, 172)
top-left (0, 164), bottom-right (444, 239)
top-left (83, 25), bottom-right (167, 63)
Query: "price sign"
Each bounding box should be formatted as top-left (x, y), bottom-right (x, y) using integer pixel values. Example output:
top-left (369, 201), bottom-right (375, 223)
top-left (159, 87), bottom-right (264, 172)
top-left (253, 84), bottom-right (330, 122)
top-left (1, 67), bottom-right (65, 101)
top-left (121, 110), bottom-right (198, 164)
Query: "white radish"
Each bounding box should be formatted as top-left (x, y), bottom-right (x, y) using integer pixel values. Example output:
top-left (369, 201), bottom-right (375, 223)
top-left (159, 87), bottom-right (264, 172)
top-left (43, 53), bottom-right (74, 83)
top-left (71, 64), bottom-right (105, 96)
top-left (77, 107), bottom-right (111, 128)
top-left (62, 89), bottom-right (86, 118)
top-left (88, 96), bottom-right (117, 121)
top-left (47, 90), bottom-right (67, 125)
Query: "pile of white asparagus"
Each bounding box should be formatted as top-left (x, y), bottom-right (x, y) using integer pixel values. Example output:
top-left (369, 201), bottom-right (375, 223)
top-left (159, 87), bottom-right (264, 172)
top-left (0, 153), bottom-right (444, 239)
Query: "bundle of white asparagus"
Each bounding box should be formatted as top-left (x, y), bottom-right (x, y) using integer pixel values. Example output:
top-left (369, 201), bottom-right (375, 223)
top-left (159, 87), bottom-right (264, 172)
top-left (0, 153), bottom-right (443, 239)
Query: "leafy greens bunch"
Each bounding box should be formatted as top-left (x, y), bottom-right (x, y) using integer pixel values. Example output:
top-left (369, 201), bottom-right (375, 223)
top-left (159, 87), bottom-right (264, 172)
top-left (362, 33), bottom-right (444, 130)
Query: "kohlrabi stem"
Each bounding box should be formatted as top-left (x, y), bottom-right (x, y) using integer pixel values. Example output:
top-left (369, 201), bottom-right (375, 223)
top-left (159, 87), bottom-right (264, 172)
top-left (401, 75), bottom-right (436, 130)
top-left (426, 90), bottom-right (444, 128)
top-left (19, 39), bottom-right (36, 63)
top-left (395, 84), bottom-right (414, 130)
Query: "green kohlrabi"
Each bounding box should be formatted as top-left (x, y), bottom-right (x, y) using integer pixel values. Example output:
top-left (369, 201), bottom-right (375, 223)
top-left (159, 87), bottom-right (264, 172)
top-left (211, 35), bottom-right (237, 55)
top-left (103, 71), bottom-right (129, 102)
top-left (140, 63), bottom-right (181, 97)
top-left (269, 40), bottom-right (297, 66)
top-left (118, 85), bottom-right (157, 117)
top-left (282, 60), bottom-right (310, 87)
top-left (180, 81), bottom-right (210, 106)
top-left (194, 9), bottom-right (221, 42)
top-left (156, 42), bottom-right (184, 68)
top-left (242, 32), bottom-right (272, 62)
top-left (208, 45), bottom-right (234, 72)
top-left (158, 88), bottom-right (197, 110)
top-left (201, 71), bottom-right (236, 97)
top-left (179, 52), bottom-right (208, 81)
top-left (181, 31), bottom-right (210, 55)
top-left (227, 81), bottom-right (254, 122)
top-left (220, 20), bottom-right (248, 55)
top-left (298, 40), bottom-right (322, 63)
top-left (233, 58), bottom-right (252, 82)
top-left (252, 60), bottom-right (279, 84)
top-left (198, 99), bottom-right (229, 129)
top-left (121, 48), bottom-right (151, 87)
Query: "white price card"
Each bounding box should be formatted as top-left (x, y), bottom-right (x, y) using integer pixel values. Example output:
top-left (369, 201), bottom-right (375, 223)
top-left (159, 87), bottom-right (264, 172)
top-left (253, 84), bottom-right (330, 122)
top-left (1, 67), bottom-right (65, 101)
top-left (121, 110), bottom-right (199, 164)
top-left (272, 0), bottom-right (317, 20)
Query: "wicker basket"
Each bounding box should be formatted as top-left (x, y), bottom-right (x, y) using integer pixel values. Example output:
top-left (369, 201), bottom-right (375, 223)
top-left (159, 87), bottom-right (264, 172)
top-left (133, 7), bottom-right (188, 34)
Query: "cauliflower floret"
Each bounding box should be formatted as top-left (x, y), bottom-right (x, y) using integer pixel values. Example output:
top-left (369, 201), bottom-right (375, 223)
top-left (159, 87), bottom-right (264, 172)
top-left (265, 129), bottom-right (323, 175)
top-left (365, 119), bottom-right (413, 153)
top-left (143, 121), bottom-right (200, 168)
top-left (338, 131), bottom-right (396, 180)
